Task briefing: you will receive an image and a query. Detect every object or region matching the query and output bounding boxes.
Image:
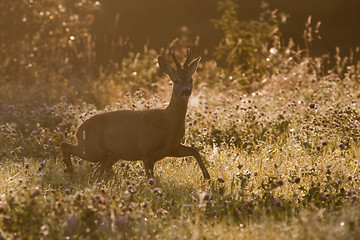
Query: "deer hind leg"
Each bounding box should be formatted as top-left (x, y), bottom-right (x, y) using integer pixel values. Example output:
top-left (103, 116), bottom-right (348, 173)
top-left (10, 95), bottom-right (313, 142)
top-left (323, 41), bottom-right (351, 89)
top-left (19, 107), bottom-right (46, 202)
top-left (60, 141), bottom-right (85, 173)
top-left (98, 158), bottom-right (117, 177)
top-left (170, 144), bottom-right (211, 180)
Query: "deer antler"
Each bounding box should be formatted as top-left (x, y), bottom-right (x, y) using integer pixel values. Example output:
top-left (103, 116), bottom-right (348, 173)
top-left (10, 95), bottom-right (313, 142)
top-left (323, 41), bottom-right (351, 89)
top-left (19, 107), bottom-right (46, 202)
top-left (183, 42), bottom-right (192, 68)
top-left (169, 47), bottom-right (182, 70)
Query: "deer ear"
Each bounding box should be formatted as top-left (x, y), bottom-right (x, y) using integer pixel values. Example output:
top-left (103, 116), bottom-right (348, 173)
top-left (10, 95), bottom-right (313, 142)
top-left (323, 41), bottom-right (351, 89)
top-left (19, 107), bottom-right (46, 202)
top-left (187, 56), bottom-right (201, 75)
top-left (158, 56), bottom-right (175, 76)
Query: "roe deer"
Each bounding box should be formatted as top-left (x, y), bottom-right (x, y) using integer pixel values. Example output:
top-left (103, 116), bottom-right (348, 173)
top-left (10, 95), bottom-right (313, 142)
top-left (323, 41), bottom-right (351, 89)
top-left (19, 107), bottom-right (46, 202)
top-left (60, 45), bottom-right (210, 179)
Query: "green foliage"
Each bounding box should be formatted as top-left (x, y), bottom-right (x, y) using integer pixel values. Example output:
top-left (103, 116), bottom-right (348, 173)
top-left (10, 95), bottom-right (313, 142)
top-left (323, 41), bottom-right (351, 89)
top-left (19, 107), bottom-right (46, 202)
top-left (212, 0), bottom-right (288, 90)
top-left (0, 0), bottom-right (99, 82)
top-left (0, 0), bottom-right (103, 106)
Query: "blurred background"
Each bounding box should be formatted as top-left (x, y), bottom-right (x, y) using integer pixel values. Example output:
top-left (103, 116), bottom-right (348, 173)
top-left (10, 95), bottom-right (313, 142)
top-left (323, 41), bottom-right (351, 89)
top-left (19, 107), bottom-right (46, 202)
top-left (94, 0), bottom-right (360, 60)
top-left (1, 0), bottom-right (359, 106)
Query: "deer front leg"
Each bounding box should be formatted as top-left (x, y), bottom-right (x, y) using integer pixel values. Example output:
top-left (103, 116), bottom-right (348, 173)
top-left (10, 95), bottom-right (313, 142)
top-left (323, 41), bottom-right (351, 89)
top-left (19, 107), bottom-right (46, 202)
top-left (170, 144), bottom-right (210, 180)
top-left (143, 160), bottom-right (155, 178)
top-left (60, 142), bottom-right (75, 173)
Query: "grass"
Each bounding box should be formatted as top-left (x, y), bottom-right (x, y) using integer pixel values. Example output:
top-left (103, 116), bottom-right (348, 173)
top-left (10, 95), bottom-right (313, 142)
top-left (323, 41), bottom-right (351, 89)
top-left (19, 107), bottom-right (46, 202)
top-left (1, 0), bottom-right (359, 238)
top-left (0, 59), bottom-right (360, 239)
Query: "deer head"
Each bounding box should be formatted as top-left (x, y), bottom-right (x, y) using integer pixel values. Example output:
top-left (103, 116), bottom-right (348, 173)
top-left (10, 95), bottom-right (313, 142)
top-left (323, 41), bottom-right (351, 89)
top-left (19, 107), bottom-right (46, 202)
top-left (158, 45), bottom-right (201, 100)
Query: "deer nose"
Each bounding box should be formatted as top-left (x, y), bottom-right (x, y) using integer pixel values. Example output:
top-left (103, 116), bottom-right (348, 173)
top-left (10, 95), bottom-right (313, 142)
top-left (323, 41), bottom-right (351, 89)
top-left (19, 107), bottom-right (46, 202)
top-left (181, 88), bottom-right (192, 97)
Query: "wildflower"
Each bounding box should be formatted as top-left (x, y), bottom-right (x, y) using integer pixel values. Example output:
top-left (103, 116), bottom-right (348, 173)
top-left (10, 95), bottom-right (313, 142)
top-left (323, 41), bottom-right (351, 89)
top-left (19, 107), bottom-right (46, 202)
top-left (31, 188), bottom-right (41, 197)
top-left (316, 145), bottom-right (321, 151)
top-left (153, 188), bottom-right (163, 196)
top-left (92, 194), bottom-right (102, 203)
top-left (213, 210), bottom-right (218, 216)
top-left (148, 178), bottom-right (154, 185)
top-left (244, 201), bottom-right (253, 207)
top-left (65, 189), bottom-right (71, 195)
top-left (309, 103), bottom-right (316, 109)
top-left (277, 179), bottom-right (284, 186)
top-left (274, 200), bottom-right (281, 207)
top-left (217, 177), bottom-right (225, 183)
top-left (350, 194), bottom-right (357, 201)
top-left (203, 193), bottom-right (210, 201)
top-left (295, 177), bottom-right (301, 183)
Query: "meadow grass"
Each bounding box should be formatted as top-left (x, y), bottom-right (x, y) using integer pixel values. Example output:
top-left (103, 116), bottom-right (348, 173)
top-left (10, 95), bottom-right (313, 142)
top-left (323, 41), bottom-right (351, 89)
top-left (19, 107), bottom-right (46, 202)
top-left (0, 59), bottom-right (359, 239)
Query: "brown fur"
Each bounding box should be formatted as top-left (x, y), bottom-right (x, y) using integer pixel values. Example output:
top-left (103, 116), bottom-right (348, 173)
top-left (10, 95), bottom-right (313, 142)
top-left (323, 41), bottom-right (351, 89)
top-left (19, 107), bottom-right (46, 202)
top-left (60, 48), bottom-right (210, 179)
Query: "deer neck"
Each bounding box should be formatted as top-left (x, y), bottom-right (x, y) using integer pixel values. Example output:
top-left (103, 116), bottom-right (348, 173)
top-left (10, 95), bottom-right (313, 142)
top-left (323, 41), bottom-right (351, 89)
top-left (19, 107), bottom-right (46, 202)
top-left (165, 92), bottom-right (188, 130)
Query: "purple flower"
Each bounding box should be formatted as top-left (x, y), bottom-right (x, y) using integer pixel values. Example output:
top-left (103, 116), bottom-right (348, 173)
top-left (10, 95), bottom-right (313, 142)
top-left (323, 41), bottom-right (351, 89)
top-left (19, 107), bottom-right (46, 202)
top-left (153, 188), bottom-right (163, 196)
top-left (277, 179), bottom-right (284, 186)
top-left (31, 189), bottom-right (41, 197)
top-left (203, 193), bottom-right (210, 201)
top-left (339, 143), bottom-right (346, 149)
top-left (155, 208), bottom-right (163, 215)
top-left (350, 194), bottom-right (357, 201)
top-left (217, 177), bottom-right (225, 183)
top-left (92, 194), bottom-right (102, 202)
top-left (244, 201), bottom-right (253, 207)
top-left (274, 200), bottom-right (281, 207)
top-left (148, 178), bottom-right (154, 185)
